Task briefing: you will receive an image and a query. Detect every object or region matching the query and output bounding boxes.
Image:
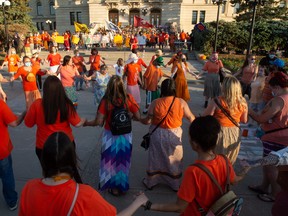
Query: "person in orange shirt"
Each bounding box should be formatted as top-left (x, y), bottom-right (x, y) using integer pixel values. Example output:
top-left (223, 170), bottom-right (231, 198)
top-left (198, 52), bottom-right (224, 108)
top-left (1, 47), bottom-right (21, 87)
top-left (72, 50), bottom-right (86, 90)
top-left (0, 99), bottom-right (26, 211)
top-left (141, 116), bottom-right (248, 215)
top-left (64, 32), bottom-right (70, 51)
top-left (11, 56), bottom-right (47, 109)
top-left (56, 55), bottom-right (81, 108)
top-left (179, 30), bottom-right (186, 42)
top-left (46, 46), bottom-right (62, 78)
top-left (19, 132), bottom-right (148, 216)
top-left (29, 33), bottom-right (34, 53)
top-left (87, 48), bottom-right (105, 76)
top-left (140, 78), bottom-right (195, 191)
top-left (171, 54), bottom-right (199, 101)
top-left (31, 50), bottom-right (44, 90)
top-left (123, 53), bottom-right (142, 104)
top-left (203, 76), bottom-right (248, 164)
top-left (24, 76), bottom-right (86, 182)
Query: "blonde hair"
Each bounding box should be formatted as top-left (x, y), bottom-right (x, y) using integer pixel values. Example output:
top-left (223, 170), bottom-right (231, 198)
top-left (222, 76), bottom-right (247, 112)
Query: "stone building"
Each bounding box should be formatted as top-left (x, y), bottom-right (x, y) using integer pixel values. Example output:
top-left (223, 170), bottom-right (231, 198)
top-left (29, 0), bottom-right (239, 34)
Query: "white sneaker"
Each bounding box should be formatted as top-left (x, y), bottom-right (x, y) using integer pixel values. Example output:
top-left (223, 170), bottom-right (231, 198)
top-left (9, 202), bottom-right (18, 211)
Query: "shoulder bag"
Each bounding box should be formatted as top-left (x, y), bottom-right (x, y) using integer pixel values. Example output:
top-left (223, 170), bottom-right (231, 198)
top-left (214, 98), bottom-right (240, 128)
top-left (141, 96), bottom-right (176, 150)
top-left (67, 183), bottom-right (79, 216)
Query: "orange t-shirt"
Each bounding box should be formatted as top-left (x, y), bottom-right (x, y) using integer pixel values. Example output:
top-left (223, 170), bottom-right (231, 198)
top-left (19, 179), bottom-right (117, 216)
top-left (24, 99), bottom-right (81, 149)
top-left (0, 100), bottom-right (17, 159)
top-left (98, 94), bottom-right (139, 131)
top-left (31, 57), bottom-right (42, 71)
top-left (89, 55), bottom-right (101, 71)
top-left (143, 64), bottom-right (164, 91)
top-left (151, 96), bottom-right (184, 129)
top-left (203, 60), bottom-right (223, 73)
top-left (4, 54), bottom-right (21, 72)
top-left (213, 97), bottom-right (246, 127)
top-left (59, 65), bottom-right (79, 87)
top-left (14, 66), bottom-right (40, 91)
top-left (47, 53), bottom-right (62, 66)
top-left (72, 56), bottom-right (85, 73)
top-left (125, 63), bottom-right (141, 86)
top-left (180, 32), bottom-right (186, 41)
top-left (177, 155), bottom-right (235, 216)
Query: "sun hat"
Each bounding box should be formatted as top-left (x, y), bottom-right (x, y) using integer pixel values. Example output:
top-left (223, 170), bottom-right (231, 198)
top-left (155, 49), bottom-right (163, 56)
top-left (126, 53), bottom-right (139, 64)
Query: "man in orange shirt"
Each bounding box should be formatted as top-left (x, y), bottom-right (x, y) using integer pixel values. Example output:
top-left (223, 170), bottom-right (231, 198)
top-left (0, 99), bottom-right (26, 211)
top-left (180, 30), bottom-right (186, 42)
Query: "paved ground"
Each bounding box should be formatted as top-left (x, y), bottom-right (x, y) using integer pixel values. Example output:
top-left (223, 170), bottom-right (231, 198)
top-left (0, 48), bottom-right (273, 215)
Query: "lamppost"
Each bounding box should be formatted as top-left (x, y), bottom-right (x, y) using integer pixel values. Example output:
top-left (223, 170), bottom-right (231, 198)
top-left (212, 0), bottom-right (227, 52)
top-left (245, 0), bottom-right (266, 55)
top-left (0, 0), bottom-right (11, 51)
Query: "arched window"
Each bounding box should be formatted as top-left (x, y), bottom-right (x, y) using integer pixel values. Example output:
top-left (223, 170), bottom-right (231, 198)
top-left (50, 1), bottom-right (55, 15)
top-left (37, 1), bottom-right (43, 16)
top-left (109, 9), bottom-right (119, 25)
top-left (150, 8), bottom-right (161, 27)
top-left (129, 9), bottom-right (140, 26)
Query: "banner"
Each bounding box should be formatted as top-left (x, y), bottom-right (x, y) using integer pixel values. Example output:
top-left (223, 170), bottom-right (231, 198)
top-left (133, 16), bottom-right (153, 28)
top-left (105, 20), bottom-right (121, 33)
top-left (74, 22), bottom-right (89, 33)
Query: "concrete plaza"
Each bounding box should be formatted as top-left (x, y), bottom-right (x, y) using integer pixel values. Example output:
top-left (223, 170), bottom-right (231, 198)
top-left (0, 48), bottom-right (272, 215)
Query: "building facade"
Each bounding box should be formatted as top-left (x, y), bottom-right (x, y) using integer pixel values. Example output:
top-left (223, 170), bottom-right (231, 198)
top-left (29, 0), bottom-right (238, 34)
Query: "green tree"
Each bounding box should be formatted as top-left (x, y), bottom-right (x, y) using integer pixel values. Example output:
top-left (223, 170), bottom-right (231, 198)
top-left (231, 0), bottom-right (288, 22)
top-left (0, 0), bottom-right (35, 49)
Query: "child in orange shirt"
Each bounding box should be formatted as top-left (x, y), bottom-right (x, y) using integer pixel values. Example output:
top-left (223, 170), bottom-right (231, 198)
top-left (141, 116), bottom-right (247, 215)
top-left (1, 47), bottom-right (21, 87)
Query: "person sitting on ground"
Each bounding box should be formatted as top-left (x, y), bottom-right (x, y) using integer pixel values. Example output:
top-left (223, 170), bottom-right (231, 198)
top-left (19, 132), bottom-right (148, 216)
top-left (140, 116), bottom-right (247, 215)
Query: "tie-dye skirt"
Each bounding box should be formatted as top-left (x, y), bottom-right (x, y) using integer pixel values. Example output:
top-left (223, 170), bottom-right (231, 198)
top-left (99, 129), bottom-right (132, 192)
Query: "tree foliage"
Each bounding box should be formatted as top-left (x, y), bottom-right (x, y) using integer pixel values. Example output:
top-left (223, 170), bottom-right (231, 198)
top-left (0, 0), bottom-right (35, 46)
top-left (231, 0), bottom-right (288, 22)
top-left (194, 20), bottom-right (288, 55)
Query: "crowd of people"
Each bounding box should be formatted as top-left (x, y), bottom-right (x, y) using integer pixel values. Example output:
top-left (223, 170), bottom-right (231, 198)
top-left (0, 38), bottom-right (287, 216)
top-left (10, 28), bottom-right (194, 58)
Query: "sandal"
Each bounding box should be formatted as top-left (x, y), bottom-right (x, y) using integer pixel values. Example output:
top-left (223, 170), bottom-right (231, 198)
top-left (248, 185), bottom-right (267, 194)
top-left (142, 178), bottom-right (153, 190)
top-left (108, 188), bottom-right (121, 197)
top-left (257, 193), bottom-right (275, 202)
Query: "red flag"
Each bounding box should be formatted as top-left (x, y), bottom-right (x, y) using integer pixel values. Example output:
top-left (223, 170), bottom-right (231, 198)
top-left (134, 16), bottom-right (153, 28)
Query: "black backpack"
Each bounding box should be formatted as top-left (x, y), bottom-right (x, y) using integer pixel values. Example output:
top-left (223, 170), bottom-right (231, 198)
top-left (110, 104), bottom-right (132, 136)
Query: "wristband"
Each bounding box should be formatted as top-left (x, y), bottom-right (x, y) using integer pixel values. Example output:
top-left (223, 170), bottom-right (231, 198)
top-left (144, 200), bottom-right (152, 211)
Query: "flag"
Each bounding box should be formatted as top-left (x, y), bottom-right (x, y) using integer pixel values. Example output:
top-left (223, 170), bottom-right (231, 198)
top-left (74, 22), bottom-right (89, 33)
top-left (194, 22), bottom-right (206, 32)
top-left (134, 16), bottom-right (153, 28)
top-left (105, 20), bottom-right (121, 33)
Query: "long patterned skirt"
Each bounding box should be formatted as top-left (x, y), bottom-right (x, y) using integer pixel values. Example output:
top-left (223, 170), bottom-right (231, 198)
top-left (99, 130), bottom-right (132, 192)
top-left (144, 126), bottom-right (183, 191)
top-left (64, 86), bottom-right (77, 104)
